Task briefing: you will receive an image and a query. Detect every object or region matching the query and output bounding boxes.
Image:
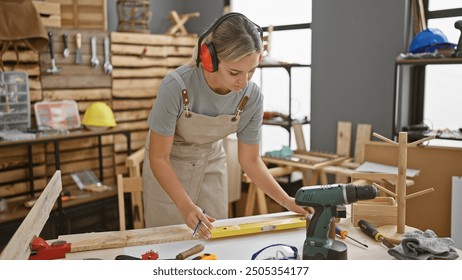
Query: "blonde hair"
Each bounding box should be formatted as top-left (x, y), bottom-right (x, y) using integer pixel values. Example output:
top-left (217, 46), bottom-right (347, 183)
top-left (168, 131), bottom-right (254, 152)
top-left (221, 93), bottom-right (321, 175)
top-left (189, 14), bottom-right (263, 67)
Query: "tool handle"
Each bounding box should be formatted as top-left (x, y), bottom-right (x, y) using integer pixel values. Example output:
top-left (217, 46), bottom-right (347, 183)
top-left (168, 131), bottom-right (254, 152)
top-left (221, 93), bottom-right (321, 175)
top-left (176, 244), bottom-right (205, 260)
top-left (358, 220), bottom-right (382, 241)
top-left (76, 33), bottom-right (81, 48)
top-left (63, 33), bottom-right (69, 49)
top-left (91, 36), bottom-right (97, 54)
top-left (335, 225), bottom-right (348, 239)
top-left (48, 31), bottom-right (55, 59)
top-left (115, 255), bottom-right (141, 260)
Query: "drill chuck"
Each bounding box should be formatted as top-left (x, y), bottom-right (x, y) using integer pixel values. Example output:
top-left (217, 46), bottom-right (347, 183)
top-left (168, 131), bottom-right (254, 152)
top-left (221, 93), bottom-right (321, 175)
top-left (346, 184), bottom-right (377, 202)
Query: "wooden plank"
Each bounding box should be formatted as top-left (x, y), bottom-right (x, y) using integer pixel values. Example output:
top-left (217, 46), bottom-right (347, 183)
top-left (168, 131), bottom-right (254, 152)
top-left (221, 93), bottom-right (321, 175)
top-left (165, 46), bottom-right (194, 57)
top-left (112, 99), bottom-right (154, 110)
top-left (0, 165), bottom-right (46, 185)
top-left (111, 32), bottom-right (172, 46)
top-left (0, 145), bottom-right (45, 161)
top-left (46, 146), bottom-right (113, 164)
top-left (354, 123), bottom-right (372, 163)
top-left (0, 178), bottom-right (47, 198)
top-left (166, 57), bottom-right (190, 67)
top-left (30, 90), bottom-right (43, 102)
top-left (43, 88), bottom-right (111, 101)
top-left (112, 78), bottom-right (162, 90)
top-left (114, 109), bottom-right (150, 122)
top-left (115, 138), bottom-right (144, 153)
top-left (336, 121), bottom-right (351, 157)
top-left (40, 75), bottom-right (111, 89)
top-left (111, 44), bottom-right (167, 57)
top-left (57, 223), bottom-right (192, 252)
top-left (0, 153), bottom-right (45, 170)
top-left (115, 121), bottom-right (149, 131)
top-left (0, 171), bottom-right (62, 260)
top-left (112, 67), bottom-right (168, 78)
top-left (2, 64), bottom-right (40, 77)
top-left (112, 88), bottom-right (158, 99)
top-left (46, 156), bottom-right (114, 175)
top-left (2, 51), bottom-right (39, 63)
top-left (112, 55), bottom-right (168, 67)
top-left (29, 79), bottom-right (42, 90)
top-left (169, 35), bottom-right (198, 46)
top-left (45, 137), bottom-right (114, 151)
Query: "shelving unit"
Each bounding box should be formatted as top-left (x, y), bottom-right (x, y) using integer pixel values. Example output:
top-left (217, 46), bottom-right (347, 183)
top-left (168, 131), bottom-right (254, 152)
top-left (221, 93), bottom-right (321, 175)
top-left (393, 57), bottom-right (462, 138)
top-left (258, 62), bottom-right (310, 147)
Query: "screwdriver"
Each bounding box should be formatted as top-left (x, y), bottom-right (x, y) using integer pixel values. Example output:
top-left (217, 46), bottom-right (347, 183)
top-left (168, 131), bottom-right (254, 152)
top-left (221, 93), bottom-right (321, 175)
top-left (335, 225), bottom-right (368, 248)
top-left (61, 194), bottom-right (91, 202)
top-left (358, 220), bottom-right (394, 249)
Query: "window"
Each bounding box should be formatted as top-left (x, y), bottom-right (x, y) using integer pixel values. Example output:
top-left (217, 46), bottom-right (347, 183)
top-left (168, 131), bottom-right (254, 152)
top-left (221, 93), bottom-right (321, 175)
top-left (230, 0), bottom-right (312, 152)
top-left (424, 1), bottom-right (462, 132)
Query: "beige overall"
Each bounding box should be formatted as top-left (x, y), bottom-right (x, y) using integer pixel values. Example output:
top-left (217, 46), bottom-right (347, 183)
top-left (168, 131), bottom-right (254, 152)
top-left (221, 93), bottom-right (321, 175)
top-left (142, 71), bottom-right (249, 227)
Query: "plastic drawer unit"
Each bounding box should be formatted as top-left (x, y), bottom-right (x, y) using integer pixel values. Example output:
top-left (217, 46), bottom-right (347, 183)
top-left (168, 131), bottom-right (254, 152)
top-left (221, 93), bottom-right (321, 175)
top-left (0, 72), bottom-right (30, 131)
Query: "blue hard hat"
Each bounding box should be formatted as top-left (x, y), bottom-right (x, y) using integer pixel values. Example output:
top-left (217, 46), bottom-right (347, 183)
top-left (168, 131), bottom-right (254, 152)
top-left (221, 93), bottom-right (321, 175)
top-left (409, 28), bottom-right (456, 54)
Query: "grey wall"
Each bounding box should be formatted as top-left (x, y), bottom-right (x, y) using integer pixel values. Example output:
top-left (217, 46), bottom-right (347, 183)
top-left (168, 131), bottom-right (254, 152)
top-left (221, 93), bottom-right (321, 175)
top-left (311, 0), bottom-right (410, 153)
top-left (107, 0), bottom-right (224, 34)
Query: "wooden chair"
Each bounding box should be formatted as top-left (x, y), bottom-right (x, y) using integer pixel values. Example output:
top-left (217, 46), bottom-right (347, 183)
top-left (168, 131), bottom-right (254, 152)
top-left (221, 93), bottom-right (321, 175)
top-left (117, 174), bottom-right (144, 231)
top-left (126, 147), bottom-right (145, 178)
top-left (117, 146), bottom-right (146, 230)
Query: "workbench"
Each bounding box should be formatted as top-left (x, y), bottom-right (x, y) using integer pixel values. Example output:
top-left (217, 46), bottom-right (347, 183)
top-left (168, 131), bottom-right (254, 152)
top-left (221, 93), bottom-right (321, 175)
top-left (51, 211), bottom-right (461, 260)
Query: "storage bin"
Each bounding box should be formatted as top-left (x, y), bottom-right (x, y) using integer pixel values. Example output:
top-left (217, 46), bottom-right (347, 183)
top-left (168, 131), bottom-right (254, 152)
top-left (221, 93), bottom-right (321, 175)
top-left (0, 72), bottom-right (30, 131)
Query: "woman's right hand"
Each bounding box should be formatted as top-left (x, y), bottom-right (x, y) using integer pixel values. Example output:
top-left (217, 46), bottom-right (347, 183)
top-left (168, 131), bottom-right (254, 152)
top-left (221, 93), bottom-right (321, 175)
top-left (182, 204), bottom-right (215, 239)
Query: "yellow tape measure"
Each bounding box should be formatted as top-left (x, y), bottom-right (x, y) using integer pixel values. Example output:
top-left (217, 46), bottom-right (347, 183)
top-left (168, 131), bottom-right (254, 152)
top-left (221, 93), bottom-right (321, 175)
top-left (210, 215), bottom-right (307, 239)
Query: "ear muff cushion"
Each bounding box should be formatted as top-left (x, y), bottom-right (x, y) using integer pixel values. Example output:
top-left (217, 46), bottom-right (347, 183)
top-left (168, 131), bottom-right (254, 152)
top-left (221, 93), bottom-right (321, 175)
top-left (200, 42), bottom-right (218, 72)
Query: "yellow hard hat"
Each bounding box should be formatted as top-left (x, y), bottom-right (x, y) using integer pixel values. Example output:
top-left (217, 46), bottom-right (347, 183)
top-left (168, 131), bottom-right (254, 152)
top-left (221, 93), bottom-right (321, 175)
top-left (82, 102), bottom-right (116, 129)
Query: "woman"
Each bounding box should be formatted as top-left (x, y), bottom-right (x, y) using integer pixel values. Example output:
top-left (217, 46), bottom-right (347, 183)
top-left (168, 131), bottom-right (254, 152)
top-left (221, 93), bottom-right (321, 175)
top-left (142, 12), bottom-right (309, 238)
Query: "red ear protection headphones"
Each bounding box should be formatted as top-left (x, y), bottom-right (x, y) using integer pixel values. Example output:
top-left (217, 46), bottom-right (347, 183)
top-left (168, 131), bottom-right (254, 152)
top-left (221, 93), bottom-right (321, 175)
top-left (195, 12), bottom-right (263, 73)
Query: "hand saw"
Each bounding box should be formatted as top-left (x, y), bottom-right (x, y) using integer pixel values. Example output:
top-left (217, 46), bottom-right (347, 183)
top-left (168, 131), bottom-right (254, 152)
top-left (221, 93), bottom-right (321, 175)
top-left (210, 215), bottom-right (307, 239)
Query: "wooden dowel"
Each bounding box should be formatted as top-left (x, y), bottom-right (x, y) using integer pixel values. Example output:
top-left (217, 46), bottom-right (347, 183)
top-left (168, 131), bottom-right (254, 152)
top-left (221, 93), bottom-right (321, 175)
top-left (373, 132), bottom-right (398, 145)
top-left (408, 136), bottom-right (435, 147)
top-left (406, 188), bottom-right (434, 200)
top-left (372, 182), bottom-right (397, 198)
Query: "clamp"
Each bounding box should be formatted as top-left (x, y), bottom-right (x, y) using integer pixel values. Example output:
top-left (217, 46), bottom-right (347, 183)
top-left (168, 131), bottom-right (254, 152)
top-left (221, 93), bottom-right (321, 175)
top-left (28, 236), bottom-right (71, 260)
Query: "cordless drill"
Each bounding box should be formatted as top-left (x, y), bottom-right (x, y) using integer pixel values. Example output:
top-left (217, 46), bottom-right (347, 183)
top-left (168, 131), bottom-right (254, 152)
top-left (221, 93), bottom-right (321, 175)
top-left (295, 184), bottom-right (377, 260)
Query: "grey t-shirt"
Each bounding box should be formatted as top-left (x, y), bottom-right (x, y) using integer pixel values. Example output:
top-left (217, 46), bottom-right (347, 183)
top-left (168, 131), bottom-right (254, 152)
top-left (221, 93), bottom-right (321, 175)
top-left (147, 65), bottom-right (263, 144)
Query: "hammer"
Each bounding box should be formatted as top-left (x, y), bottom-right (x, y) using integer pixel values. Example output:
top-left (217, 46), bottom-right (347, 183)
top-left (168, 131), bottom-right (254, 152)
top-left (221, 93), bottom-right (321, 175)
top-left (453, 20), bottom-right (462, 58)
top-left (47, 31), bottom-right (60, 74)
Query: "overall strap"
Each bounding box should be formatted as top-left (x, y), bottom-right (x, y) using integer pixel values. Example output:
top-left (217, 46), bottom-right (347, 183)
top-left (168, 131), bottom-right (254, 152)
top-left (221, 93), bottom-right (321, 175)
top-left (232, 84), bottom-right (252, 121)
top-left (170, 71), bottom-right (191, 117)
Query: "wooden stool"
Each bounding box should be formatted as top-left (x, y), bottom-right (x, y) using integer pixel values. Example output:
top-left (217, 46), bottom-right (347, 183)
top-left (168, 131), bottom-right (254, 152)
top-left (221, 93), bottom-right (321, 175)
top-left (243, 166), bottom-right (294, 216)
top-left (166, 10), bottom-right (200, 35)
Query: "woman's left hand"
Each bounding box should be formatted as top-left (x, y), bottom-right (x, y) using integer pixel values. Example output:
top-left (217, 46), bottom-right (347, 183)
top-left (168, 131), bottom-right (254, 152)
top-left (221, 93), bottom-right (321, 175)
top-left (284, 197), bottom-right (313, 216)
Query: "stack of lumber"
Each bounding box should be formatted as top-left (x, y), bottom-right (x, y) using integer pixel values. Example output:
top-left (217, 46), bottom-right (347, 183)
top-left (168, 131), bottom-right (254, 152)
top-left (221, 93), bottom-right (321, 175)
top-left (110, 32), bottom-right (197, 175)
